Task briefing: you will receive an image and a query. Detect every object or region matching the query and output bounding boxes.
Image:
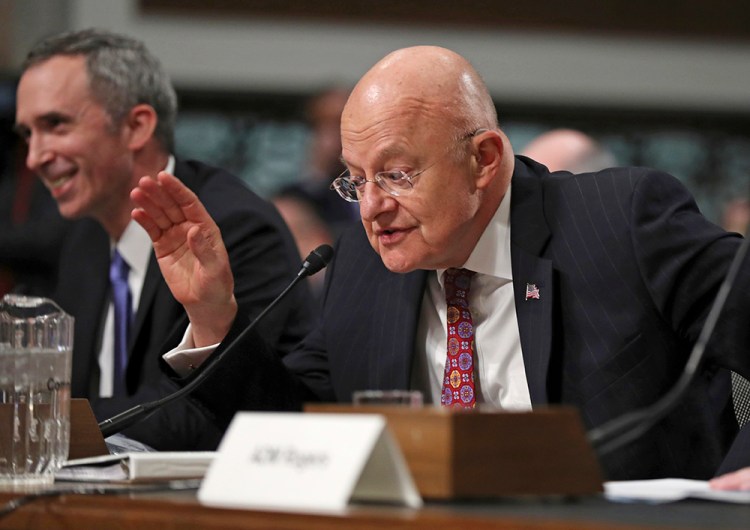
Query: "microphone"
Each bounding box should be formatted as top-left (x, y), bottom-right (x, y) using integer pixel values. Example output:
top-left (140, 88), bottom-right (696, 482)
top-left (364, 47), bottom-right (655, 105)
top-left (588, 233), bottom-right (750, 456)
top-left (299, 244), bottom-right (334, 278)
top-left (98, 244), bottom-right (334, 438)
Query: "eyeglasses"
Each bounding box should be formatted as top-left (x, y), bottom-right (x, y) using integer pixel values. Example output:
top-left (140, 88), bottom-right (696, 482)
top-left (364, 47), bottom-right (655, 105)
top-left (330, 165), bottom-right (431, 203)
top-left (330, 129), bottom-right (486, 203)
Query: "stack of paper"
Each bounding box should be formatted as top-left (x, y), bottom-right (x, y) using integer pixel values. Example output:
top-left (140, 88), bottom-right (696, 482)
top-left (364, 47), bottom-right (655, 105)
top-left (57, 452), bottom-right (216, 483)
top-left (605, 479), bottom-right (750, 504)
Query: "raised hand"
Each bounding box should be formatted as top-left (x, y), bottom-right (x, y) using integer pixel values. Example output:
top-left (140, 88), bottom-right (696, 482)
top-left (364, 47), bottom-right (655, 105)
top-left (131, 171), bottom-right (237, 347)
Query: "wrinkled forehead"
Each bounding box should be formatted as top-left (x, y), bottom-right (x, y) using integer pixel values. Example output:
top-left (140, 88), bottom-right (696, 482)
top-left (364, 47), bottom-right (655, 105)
top-left (16, 55), bottom-right (93, 118)
top-left (343, 59), bottom-right (471, 133)
top-left (340, 99), bottom-right (450, 168)
top-left (344, 77), bottom-right (454, 134)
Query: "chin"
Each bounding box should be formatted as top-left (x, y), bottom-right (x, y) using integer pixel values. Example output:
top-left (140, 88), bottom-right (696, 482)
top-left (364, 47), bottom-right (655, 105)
top-left (57, 202), bottom-right (86, 220)
top-left (57, 204), bottom-right (81, 220)
top-left (369, 236), bottom-right (424, 273)
top-left (380, 251), bottom-right (419, 274)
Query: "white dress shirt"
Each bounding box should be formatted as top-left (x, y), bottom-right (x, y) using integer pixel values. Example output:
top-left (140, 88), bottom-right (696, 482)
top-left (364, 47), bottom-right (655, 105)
top-left (411, 186), bottom-right (532, 409)
top-left (98, 157), bottom-right (174, 397)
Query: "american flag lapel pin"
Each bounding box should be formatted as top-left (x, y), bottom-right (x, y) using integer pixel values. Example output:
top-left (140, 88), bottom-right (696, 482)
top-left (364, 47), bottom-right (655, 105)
top-left (525, 283), bottom-right (540, 300)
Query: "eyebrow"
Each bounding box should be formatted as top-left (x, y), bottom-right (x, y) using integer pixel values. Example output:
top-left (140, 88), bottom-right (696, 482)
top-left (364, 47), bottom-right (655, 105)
top-left (12, 111), bottom-right (72, 137)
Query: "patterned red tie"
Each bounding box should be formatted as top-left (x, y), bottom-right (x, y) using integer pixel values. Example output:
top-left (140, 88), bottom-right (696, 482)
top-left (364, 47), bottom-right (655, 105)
top-left (441, 268), bottom-right (477, 408)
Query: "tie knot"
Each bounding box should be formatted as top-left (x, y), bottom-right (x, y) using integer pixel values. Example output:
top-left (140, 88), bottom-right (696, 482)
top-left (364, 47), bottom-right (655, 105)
top-left (110, 250), bottom-right (130, 283)
top-left (444, 268), bottom-right (475, 306)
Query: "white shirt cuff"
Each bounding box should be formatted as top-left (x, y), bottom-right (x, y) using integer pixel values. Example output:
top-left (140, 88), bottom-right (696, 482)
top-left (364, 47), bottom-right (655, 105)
top-left (162, 324), bottom-right (219, 377)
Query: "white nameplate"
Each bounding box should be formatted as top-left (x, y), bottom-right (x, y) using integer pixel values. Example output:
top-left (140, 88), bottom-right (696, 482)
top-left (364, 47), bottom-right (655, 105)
top-left (198, 412), bottom-right (423, 512)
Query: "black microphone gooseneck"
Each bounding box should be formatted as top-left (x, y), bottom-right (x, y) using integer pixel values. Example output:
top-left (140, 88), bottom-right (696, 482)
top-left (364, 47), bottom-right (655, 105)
top-left (98, 244), bottom-right (334, 438)
top-left (588, 234), bottom-right (750, 456)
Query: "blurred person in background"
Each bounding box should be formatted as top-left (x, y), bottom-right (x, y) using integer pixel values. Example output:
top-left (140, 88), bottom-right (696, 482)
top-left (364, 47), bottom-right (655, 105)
top-left (14, 28), bottom-right (313, 450)
top-left (721, 197), bottom-right (750, 236)
top-left (521, 128), bottom-right (616, 173)
top-left (279, 86), bottom-right (359, 238)
top-left (271, 192), bottom-right (333, 303)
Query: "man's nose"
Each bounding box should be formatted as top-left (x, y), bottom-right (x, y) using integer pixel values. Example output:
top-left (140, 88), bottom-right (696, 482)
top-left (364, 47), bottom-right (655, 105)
top-left (25, 134), bottom-right (53, 171)
top-left (358, 181), bottom-right (397, 221)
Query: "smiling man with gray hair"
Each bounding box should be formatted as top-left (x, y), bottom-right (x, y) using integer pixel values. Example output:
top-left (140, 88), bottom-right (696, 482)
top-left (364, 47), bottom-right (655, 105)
top-left (14, 28), bottom-right (312, 450)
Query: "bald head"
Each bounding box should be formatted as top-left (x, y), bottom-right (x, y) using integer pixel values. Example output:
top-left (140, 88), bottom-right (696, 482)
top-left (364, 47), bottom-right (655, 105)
top-left (338, 46), bottom-right (514, 273)
top-left (343, 46), bottom-right (497, 139)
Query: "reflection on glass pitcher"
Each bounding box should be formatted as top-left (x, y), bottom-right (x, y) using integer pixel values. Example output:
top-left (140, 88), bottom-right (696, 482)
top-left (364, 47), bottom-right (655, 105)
top-left (0, 295), bottom-right (74, 488)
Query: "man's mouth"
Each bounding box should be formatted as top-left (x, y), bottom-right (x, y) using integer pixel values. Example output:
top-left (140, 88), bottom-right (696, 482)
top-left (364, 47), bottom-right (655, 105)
top-left (46, 174), bottom-right (73, 190)
top-left (376, 226), bottom-right (402, 236)
top-left (375, 226), bottom-right (413, 245)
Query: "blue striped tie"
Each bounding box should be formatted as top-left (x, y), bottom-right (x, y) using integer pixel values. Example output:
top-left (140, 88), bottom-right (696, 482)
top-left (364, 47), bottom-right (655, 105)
top-left (109, 250), bottom-right (132, 396)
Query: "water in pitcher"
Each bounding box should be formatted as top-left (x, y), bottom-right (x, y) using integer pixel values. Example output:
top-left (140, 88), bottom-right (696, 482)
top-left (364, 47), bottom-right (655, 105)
top-left (0, 347), bottom-right (72, 485)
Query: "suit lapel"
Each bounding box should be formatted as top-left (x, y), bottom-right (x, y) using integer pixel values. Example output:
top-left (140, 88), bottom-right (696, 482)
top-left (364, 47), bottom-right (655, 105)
top-left (511, 246), bottom-right (553, 404)
top-left (64, 221), bottom-right (110, 397)
top-left (510, 158), bottom-right (554, 405)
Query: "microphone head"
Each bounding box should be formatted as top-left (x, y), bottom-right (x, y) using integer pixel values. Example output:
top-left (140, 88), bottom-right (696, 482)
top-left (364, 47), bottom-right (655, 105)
top-left (300, 244), bottom-right (334, 277)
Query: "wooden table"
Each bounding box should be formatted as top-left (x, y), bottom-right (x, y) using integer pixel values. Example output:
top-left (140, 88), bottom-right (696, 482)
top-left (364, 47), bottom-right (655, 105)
top-left (1, 486), bottom-right (749, 530)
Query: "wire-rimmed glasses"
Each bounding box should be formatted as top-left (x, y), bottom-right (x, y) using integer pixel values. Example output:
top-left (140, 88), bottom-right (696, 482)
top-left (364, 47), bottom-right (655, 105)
top-left (330, 166), bottom-right (432, 203)
top-left (330, 129), bottom-right (487, 203)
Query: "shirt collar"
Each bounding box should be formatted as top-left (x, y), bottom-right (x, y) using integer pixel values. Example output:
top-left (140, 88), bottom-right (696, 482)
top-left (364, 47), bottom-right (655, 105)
top-left (115, 221), bottom-right (152, 278)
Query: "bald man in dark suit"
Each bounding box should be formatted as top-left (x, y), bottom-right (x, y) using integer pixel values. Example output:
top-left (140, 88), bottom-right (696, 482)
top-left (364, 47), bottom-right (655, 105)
top-left (132, 46), bottom-right (750, 480)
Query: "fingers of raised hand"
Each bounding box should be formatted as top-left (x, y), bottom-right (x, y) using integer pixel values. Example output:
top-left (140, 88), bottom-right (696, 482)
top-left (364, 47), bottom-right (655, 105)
top-left (131, 178), bottom-right (180, 233)
top-left (131, 205), bottom-right (162, 242)
top-left (186, 220), bottom-right (231, 280)
top-left (157, 171), bottom-right (214, 226)
top-left (186, 225), bottom-right (215, 267)
top-left (137, 172), bottom-right (188, 229)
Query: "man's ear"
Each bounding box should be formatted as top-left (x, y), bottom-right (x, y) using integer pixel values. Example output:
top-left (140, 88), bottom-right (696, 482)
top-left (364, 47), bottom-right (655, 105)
top-left (125, 104), bottom-right (158, 151)
top-left (473, 130), bottom-right (504, 189)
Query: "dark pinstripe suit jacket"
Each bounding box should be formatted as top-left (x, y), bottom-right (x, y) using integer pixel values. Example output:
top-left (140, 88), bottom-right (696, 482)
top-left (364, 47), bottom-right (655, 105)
top-left (189, 156), bottom-right (750, 480)
top-left (56, 159), bottom-right (313, 450)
